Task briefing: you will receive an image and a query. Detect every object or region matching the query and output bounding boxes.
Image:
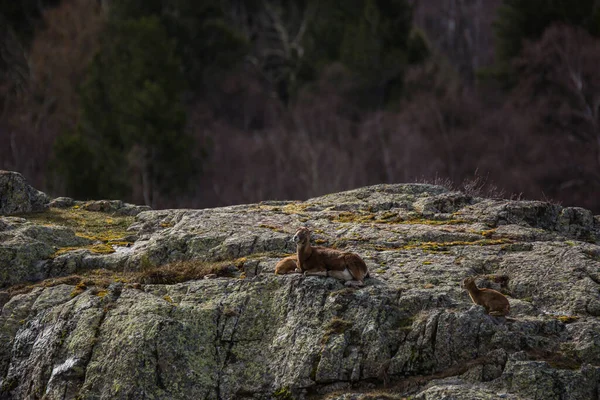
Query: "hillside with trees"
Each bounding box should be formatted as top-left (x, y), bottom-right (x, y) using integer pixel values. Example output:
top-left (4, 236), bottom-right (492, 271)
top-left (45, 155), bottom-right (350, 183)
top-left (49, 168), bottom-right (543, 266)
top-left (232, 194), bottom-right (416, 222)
top-left (1, 0), bottom-right (600, 212)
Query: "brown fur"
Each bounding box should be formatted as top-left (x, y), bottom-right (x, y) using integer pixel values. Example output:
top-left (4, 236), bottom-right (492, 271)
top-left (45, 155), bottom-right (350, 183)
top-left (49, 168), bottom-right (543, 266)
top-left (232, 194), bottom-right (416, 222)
top-left (292, 227), bottom-right (369, 287)
top-left (462, 277), bottom-right (510, 316)
top-left (275, 255), bottom-right (299, 275)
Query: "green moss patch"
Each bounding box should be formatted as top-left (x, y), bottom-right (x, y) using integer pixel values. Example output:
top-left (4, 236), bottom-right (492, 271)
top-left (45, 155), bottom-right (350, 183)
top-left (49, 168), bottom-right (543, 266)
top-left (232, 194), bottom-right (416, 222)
top-left (53, 243), bottom-right (117, 258)
top-left (23, 208), bottom-right (134, 241)
top-left (23, 208), bottom-right (135, 256)
top-left (272, 386), bottom-right (294, 400)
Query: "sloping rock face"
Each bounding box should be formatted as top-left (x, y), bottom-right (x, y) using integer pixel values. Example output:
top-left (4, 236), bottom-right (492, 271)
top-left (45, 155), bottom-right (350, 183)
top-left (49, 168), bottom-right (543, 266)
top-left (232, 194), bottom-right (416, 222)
top-left (1, 176), bottom-right (600, 399)
top-left (0, 171), bottom-right (49, 215)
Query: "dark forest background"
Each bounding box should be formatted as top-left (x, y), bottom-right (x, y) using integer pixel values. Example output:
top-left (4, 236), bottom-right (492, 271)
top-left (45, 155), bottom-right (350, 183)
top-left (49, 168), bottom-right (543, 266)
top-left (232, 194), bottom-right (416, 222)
top-left (2, 0), bottom-right (600, 212)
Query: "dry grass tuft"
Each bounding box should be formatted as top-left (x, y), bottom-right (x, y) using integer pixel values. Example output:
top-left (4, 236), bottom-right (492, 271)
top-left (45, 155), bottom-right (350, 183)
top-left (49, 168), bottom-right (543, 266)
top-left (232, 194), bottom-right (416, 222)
top-left (417, 170), bottom-right (509, 199)
top-left (1, 260), bottom-right (237, 300)
top-left (526, 348), bottom-right (582, 370)
top-left (137, 260), bottom-right (235, 284)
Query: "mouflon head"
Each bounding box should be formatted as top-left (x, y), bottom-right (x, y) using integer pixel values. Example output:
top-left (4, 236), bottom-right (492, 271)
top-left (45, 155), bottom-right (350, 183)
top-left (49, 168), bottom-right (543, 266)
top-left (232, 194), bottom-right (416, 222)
top-left (462, 276), bottom-right (476, 288)
top-left (292, 227), bottom-right (311, 245)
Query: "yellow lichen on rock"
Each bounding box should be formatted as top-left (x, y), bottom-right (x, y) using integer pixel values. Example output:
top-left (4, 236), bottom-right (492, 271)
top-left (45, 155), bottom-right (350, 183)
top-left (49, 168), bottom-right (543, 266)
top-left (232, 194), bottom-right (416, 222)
top-left (70, 281), bottom-right (87, 298)
top-left (282, 202), bottom-right (310, 215)
top-left (23, 208), bottom-right (133, 242)
top-left (23, 208), bottom-right (134, 257)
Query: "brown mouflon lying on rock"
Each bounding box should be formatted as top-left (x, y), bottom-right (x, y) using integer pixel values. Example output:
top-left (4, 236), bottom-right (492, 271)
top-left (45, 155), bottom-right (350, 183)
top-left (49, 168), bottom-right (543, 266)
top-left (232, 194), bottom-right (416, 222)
top-left (462, 276), bottom-right (510, 316)
top-left (275, 255), bottom-right (299, 274)
top-left (292, 227), bottom-right (369, 287)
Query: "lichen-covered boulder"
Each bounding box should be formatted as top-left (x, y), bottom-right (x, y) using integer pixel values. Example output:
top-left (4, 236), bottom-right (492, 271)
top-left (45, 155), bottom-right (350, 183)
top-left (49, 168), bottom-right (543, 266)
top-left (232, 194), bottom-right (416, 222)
top-left (0, 171), bottom-right (49, 215)
top-left (80, 199), bottom-right (151, 216)
top-left (0, 217), bottom-right (92, 287)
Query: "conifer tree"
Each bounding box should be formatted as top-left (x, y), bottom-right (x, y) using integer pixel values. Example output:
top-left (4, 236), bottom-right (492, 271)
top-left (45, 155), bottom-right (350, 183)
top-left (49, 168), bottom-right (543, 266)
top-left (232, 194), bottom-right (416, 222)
top-left (55, 16), bottom-right (192, 206)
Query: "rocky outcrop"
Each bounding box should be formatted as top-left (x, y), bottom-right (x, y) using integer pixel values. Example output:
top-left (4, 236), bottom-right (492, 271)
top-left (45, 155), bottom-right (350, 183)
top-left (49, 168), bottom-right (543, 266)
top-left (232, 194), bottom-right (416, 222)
top-left (0, 175), bottom-right (599, 399)
top-left (48, 197), bottom-right (151, 216)
top-left (0, 171), bottom-right (49, 215)
top-left (0, 217), bottom-right (91, 287)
